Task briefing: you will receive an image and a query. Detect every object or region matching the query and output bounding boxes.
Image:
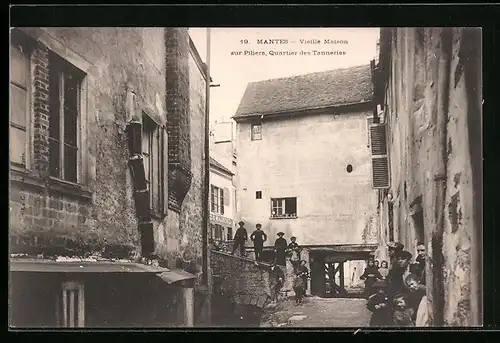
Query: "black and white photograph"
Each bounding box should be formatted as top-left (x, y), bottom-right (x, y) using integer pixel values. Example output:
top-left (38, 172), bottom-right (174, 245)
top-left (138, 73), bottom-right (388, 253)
top-left (9, 26), bottom-right (483, 329)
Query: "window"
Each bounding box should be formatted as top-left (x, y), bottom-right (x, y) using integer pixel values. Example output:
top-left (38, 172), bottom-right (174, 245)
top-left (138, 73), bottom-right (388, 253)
top-left (10, 41), bottom-right (31, 168)
top-left (48, 52), bottom-right (85, 183)
top-left (211, 224), bottom-right (224, 242)
top-left (227, 227), bottom-right (233, 241)
top-left (210, 185), bottom-right (224, 215)
top-left (256, 191), bottom-right (262, 199)
top-left (251, 123), bottom-right (262, 140)
top-left (142, 113), bottom-right (165, 215)
top-left (271, 197), bottom-right (297, 219)
top-left (57, 281), bottom-right (85, 328)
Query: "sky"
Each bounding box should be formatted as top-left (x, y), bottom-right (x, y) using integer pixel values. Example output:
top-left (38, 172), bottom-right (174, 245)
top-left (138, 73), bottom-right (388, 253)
top-left (188, 28), bottom-right (380, 130)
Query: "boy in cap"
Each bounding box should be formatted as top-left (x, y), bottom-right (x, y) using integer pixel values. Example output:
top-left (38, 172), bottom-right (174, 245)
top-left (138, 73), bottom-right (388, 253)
top-left (232, 221), bottom-right (248, 257)
top-left (250, 223), bottom-right (267, 262)
top-left (366, 279), bottom-right (391, 327)
top-left (274, 232), bottom-right (287, 266)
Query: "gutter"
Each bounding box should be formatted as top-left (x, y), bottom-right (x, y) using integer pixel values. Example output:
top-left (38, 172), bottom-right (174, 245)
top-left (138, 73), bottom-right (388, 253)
top-left (231, 101), bottom-right (373, 123)
top-left (432, 28), bottom-right (453, 327)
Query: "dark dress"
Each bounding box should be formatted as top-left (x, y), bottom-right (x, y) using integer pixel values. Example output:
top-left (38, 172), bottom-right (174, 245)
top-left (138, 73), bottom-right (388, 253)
top-left (274, 237), bottom-right (287, 266)
top-left (361, 266), bottom-right (382, 298)
top-left (386, 266), bottom-right (407, 300)
top-left (367, 292), bottom-right (392, 327)
top-left (250, 229), bottom-right (267, 261)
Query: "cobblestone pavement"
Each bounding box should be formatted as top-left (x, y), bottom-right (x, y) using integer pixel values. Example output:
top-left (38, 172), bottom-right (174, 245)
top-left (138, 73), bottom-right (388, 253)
top-left (261, 296), bottom-right (371, 328)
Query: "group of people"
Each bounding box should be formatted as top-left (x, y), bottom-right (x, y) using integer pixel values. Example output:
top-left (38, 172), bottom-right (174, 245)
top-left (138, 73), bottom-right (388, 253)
top-left (362, 241), bottom-right (429, 327)
top-left (232, 221), bottom-right (309, 305)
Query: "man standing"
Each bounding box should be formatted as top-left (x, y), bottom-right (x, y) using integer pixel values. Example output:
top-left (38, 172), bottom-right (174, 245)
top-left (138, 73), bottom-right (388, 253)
top-left (232, 221), bottom-right (248, 257)
top-left (387, 242), bottom-right (404, 268)
top-left (250, 223), bottom-right (267, 262)
top-left (386, 250), bottom-right (412, 301)
top-left (415, 241), bottom-right (426, 285)
top-left (274, 232), bottom-right (287, 266)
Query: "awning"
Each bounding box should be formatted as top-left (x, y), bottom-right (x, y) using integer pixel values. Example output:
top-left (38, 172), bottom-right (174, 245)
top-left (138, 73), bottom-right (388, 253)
top-left (10, 258), bottom-right (197, 287)
top-left (10, 258), bottom-right (169, 274)
top-left (157, 269), bottom-right (197, 285)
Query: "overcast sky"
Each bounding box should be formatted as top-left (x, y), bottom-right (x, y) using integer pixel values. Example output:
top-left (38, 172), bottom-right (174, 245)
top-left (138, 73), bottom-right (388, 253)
top-left (189, 27), bottom-right (380, 126)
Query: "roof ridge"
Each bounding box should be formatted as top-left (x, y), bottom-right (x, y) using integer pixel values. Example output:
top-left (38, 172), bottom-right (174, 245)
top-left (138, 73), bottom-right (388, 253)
top-left (247, 64), bottom-right (371, 85)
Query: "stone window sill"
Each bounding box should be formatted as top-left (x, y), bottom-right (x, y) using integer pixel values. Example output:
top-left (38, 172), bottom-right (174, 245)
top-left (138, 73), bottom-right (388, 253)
top-left (269, 216), bottom-right (298, 220)
top-left (10, 168), bottom-right (45, 191)
top-left (48, 177), bottom-right (92, 201)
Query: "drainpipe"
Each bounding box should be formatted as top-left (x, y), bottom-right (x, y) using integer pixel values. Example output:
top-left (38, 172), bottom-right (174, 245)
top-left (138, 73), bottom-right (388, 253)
top-left (203, 27), bottom-right (212, 324)
top-left (432, 28), bottom-right (453, 327)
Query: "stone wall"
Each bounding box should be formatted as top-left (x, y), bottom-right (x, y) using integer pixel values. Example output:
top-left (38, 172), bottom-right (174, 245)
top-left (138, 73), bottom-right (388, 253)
top-left (211, 251), bottom-right (276, 308)
top-left (10, 27), bottom-right (169, 258)
top-left (375, 28), bottom-right (482, 326)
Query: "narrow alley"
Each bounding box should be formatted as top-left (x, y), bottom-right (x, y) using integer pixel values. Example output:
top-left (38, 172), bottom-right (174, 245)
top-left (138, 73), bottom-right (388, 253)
top-left (261, 297), bottom-right (371, 328)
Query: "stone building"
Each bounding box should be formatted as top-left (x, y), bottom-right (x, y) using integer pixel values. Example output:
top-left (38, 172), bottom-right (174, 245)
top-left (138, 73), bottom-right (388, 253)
top-left (9, 27), bottom-right (209, 327)
top-left (372, 28), bottom-right (482, 326)
top-left (232, 66), bottom-right (380, 297)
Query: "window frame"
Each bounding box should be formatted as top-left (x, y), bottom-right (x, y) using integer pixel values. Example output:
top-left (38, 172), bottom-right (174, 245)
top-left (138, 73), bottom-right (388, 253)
top-left (270, 197), bottom-right (298, 219)
top-left (48, 51), bottom-right (85, 185)
top-left (210, 185), bottom-right (225, 215)
top-left (142, 112), bottom-right (164, 217)
top-left (9, 36), bottom-right (33, 171)
top-left (251, 123), bottom-right (262, 141)
top-left (57, 281), bottom-right (85, 328)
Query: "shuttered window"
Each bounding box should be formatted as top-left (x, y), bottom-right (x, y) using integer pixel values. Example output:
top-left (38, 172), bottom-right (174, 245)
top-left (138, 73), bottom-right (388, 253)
top-left (366, 117), bottom-right (374, 147)
top-left (142, 113), bottom-right (167, 217)
top-left (370, 123), bottom-right (390, 189)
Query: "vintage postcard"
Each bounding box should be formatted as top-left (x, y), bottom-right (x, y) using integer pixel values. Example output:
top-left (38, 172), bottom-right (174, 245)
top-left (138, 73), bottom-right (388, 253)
top-left (9, 27), bottom-right (482, 329)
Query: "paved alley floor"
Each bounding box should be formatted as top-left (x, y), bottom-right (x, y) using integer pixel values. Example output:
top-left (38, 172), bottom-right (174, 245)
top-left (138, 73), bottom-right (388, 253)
top-left (261, 296), bottom-right (371, 328)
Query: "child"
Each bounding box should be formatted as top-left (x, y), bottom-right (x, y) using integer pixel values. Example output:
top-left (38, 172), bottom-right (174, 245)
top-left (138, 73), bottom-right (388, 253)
top-left (360, 259), bottom-right (382, 299)
top-left (405, 273), bottom-right (426, 323)
top-left (378, 261), bottom-right (389, 280)
top-left (366, 280), bottom-right (391, 327)
top-left (392, 294), bottom-right (415, 327)
top-left (293, 272), bottom-right (306, 305)
top-left (287, 236), bottom-right (301, 270)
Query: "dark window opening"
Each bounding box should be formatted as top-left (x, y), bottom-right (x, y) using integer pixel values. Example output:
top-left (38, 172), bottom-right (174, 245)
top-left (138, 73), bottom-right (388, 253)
top-left (271, 197), bottom-right (297, 218)
top-left (410, 195), bottom-right (424, 243)
top-left (211, 224), bottom-right (224, 242)
top-left (346, 164), bottom-right (353, 173)
top-left (256, 191), bottom-right (262, 199)
top-left (48, 52), bottom-right (84, 183)
top-left (227, 227), bottom-right (233, 241)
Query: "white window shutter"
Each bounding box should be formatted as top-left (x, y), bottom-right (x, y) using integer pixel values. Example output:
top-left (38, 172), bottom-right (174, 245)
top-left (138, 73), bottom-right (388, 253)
top-left (367, 117), bottom-right (374, 147)
top-left (223, 187), bottom-right (230, 206)
top-left (370, 123), bottom-right (390, 189)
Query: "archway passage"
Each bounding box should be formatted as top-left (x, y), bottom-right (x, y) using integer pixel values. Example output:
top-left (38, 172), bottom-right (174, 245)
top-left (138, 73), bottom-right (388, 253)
top-left (309, 249), bottom-right (374, 298)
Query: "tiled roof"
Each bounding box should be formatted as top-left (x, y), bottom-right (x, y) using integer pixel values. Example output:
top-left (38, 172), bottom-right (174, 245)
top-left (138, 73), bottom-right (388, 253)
top-left (234, 64), bottom-right (373, 119)
top-left (210, 156), bottom-right (233, 175)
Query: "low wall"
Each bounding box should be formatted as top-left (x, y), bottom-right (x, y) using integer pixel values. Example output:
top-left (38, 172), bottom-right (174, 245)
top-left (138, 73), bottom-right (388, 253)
top-left (210, 250), bottom-right (279, 309)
